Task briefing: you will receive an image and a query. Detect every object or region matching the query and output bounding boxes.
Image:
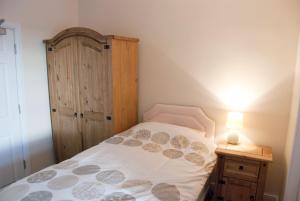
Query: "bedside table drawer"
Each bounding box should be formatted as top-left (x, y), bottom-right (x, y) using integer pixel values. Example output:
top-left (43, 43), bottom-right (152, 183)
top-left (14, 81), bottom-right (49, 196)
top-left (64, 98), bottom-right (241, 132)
top-left (223, 158), bottom-right (260, 181)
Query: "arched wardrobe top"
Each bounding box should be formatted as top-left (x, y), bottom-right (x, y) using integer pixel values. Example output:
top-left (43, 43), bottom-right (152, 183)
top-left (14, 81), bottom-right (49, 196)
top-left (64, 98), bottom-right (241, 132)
top-left (44, 27), bottom-right (139, 46)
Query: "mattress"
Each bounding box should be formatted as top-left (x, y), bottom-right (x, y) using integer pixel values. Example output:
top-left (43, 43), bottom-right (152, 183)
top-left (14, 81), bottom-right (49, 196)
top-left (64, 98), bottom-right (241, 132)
top-left (0, 122), bottom-right (217, 201)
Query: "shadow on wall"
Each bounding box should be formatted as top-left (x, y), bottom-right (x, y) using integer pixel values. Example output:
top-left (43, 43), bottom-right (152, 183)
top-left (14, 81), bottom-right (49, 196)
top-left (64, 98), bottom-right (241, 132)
top-left (138, 42), bottom-right (293, 195)
top-left (0, 131), bottom-right (54, 188)
top-left (27, 131), bottom-right (55, 173)
top-left (139, 43), bottom-right (224, 113)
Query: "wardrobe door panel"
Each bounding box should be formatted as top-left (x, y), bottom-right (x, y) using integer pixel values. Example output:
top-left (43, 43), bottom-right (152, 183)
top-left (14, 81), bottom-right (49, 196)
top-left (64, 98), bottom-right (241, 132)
top-left (77, 37), bottom-right (109, 149)
top-left (52, 109), bottom-right (81, 161)
top-left (81, 112), bottom-right (105, 149)
top-left (47, 37), bottom-right (82, 161)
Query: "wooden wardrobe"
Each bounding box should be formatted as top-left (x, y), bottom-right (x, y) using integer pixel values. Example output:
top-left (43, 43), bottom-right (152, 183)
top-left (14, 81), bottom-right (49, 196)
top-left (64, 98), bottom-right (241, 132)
top-left (44, 27), bottom-right (138, 162)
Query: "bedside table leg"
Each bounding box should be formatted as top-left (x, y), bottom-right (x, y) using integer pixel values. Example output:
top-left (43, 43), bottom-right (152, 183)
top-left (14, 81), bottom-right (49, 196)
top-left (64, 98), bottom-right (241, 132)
top-left (213, 156), bottom-right (225, 201)
top-left (256, 163), bottom-right (268, 201)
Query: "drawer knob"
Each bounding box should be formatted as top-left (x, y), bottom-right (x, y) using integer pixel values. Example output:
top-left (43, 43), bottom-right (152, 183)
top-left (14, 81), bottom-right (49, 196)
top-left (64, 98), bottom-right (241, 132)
top-left (218, 180), bottom-right (226, 184)
top-left (239, 165), bottom-right (244, 170)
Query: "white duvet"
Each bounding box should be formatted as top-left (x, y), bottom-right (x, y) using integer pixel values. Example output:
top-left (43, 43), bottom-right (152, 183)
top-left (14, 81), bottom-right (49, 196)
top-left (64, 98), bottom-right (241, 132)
top-left (0, 122), bottom-right (216, 201)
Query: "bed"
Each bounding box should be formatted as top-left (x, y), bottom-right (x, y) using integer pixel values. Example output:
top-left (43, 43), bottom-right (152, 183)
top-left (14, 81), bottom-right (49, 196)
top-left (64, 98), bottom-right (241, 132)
top-left (0, 104), bottom-right (216, 201)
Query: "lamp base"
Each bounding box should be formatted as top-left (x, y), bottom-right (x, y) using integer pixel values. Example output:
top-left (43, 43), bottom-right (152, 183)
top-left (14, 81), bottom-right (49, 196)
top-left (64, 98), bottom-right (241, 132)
top-left (227, 133), bottom-right (239, 145)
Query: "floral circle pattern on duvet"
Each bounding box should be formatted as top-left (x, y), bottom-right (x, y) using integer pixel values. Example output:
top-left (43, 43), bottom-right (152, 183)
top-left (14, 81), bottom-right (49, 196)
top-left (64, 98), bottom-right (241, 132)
top-left (105, 137), bottom-right (124, 144)
top-left (96, 170), bottom-right (126, 184)
top-left (191, 141), bottom-right (209, 154)
top-left (121, 180), bottom-right (153, 193)
top-left (142, 143), bottom-right (162, 152)
top-left (162, 149), bottom-right (184, 159)
top-left (103, 129), bottom-right (210, 170)
top-left (72, 182), bottom-right (105, 200)
top-left (72, 165), bottom-right (101, 175)
top-left (101, 192), bottom-right (136, 201)
top-left (133, 129), bottom-right (151, 140)
top-left (151, 132), bottom-right (170, 145)
top-left (123, 139), bottom-right (143, 147)
top-left (21, 191), bottom-right (52, 201)
top-left (151, 183), bottom-right (180, 201)
top-left (184, 152), bottom-right (205, 166)
top-left (27, 170), bottom-right (57, 183)
top-left (170, 135), bottom-right (190, 149)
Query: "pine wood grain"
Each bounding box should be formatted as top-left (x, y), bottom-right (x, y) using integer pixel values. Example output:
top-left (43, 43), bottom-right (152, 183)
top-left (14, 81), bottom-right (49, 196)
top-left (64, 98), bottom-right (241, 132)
top-left (105, 35), bottom-right (139, 42)
top-left (220, 178), bottom-right (257, 201)
top-left (111, 39), bottom-right (138, 133)
top-left (216, 144), bottom-right (273, 162)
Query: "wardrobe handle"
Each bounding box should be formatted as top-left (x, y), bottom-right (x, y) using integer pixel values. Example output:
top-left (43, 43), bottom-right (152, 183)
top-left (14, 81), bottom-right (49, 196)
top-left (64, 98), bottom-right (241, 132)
top-left (52, 108), bottom-right (56, 112)
top-left (106, 116), bottom-right (112, 120)
top-left (80, 113), bottom-right (83, 118)
top-left (74, 112), bottom-right (78, 117)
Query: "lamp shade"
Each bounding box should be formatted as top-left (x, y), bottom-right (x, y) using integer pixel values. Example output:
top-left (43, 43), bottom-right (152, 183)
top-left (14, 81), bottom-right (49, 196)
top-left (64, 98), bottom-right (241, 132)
top-left (226, 112), bottom-right (243, 129)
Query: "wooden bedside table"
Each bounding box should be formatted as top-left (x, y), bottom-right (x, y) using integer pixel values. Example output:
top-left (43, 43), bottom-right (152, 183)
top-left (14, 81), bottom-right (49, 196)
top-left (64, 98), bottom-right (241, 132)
top-left (214, 143), bottom-right (272, 201)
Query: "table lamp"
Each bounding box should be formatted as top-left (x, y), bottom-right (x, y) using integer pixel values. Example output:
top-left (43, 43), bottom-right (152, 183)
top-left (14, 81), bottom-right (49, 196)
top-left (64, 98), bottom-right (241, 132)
top-left (226, 111), bottom-right (244, 145)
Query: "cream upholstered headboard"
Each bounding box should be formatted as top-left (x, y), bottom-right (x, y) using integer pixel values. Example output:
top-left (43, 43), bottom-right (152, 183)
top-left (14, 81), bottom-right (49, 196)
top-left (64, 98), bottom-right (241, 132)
top-left (143, 104), bottom-right (215, 138)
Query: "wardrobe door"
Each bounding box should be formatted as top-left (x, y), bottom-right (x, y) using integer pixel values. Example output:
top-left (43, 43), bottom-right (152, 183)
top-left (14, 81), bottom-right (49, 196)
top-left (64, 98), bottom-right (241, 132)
top-left (47, 37), bottom-right (82, 162)
top-left (77, 37), bottom-right (110, 149)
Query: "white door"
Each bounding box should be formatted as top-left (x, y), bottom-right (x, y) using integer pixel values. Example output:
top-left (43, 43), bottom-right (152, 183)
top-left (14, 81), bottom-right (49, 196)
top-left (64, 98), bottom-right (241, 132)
top-left (0, 27), bottom-right (25, 188)
top-left (297, 171), bottom-right (300, 201)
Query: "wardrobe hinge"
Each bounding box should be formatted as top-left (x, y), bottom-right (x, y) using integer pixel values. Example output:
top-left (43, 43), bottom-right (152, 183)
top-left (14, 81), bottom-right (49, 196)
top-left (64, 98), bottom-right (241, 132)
top-left (14, 43), bottom-right (17, 54)
top-left (18, 104), bottom-right (21, 114)
top-left (104, 45), bottom-right (110, 49)
top-left (23, 160), bottom-right (27, 169)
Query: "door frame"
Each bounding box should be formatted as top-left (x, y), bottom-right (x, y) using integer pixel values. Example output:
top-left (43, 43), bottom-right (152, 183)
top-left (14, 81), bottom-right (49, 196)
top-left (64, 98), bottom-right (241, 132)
top-left (2, 22), bottom-right (31, 177)
top-left (284, 106), bottom-right (300, 201)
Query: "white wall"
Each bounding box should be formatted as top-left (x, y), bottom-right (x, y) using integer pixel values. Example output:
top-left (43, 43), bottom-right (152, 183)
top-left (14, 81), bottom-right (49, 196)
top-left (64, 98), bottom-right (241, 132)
top-left (0, 0), bottom-right (78, 173)
top-left (283, 35), bottom-right (300, 201)
top-left (79, 0), bottom-right (300, 197)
